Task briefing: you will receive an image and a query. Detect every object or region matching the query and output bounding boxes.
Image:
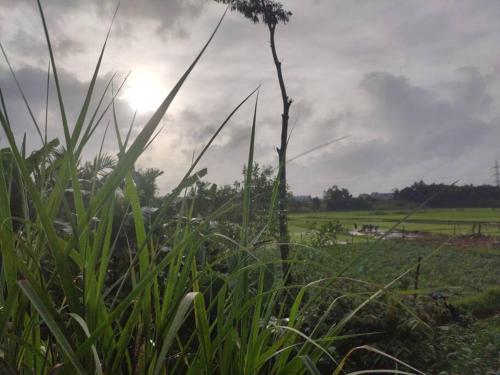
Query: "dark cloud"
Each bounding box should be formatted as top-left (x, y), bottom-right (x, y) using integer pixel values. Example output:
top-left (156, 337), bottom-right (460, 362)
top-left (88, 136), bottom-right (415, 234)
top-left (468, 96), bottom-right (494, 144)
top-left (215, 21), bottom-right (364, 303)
top-left (0, 65), bottom-right (152, 160)
top-left (2, 0), bottom-right (500, 196)
top-left (0, 0), bottom-right (206, 35)
top-left (288, 68), bottom-right (500, 195)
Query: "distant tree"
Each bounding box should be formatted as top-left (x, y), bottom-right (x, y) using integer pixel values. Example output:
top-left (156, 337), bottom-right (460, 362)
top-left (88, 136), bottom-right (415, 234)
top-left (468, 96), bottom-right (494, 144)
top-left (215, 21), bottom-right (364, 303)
top-left (213, 0), bottom-right (294, 285)
top-left (323, 186), bottom-right (352, 211)
top-left (241, 163), bottom-right (276, 221)
top-left (311, 197), bottom-right (321, 211)
top-left (394, 181), bottom-right (500, 208)
top-left (188, 180), bottom-right (219, 217)
top-left (323, 186), bottom-right (371, 211)
top-left (133, 168), bottom-right (163, 206)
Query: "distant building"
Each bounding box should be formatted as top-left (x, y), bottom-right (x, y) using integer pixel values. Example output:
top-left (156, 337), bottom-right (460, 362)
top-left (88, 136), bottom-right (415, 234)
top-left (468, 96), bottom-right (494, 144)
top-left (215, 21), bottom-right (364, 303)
top-left (370, 192), bottom-right (394, 200)
top-left (357, 192), bottom-right (394, 200)
top-left (293, 195), bottom-right (312, 202)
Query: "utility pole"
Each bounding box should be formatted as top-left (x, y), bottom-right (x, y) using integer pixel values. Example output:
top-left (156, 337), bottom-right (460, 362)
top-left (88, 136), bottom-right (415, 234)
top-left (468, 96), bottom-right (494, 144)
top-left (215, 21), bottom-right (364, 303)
top-left (493, 160), bottom-right (500, 187)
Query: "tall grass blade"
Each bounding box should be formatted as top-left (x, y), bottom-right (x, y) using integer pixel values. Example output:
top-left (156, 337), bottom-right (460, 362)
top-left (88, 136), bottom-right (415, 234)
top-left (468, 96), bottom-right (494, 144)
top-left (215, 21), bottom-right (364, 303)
top-left (17, 280), bottom-right (86, 374)
top-left (153, 292), bottom-right (198, 375)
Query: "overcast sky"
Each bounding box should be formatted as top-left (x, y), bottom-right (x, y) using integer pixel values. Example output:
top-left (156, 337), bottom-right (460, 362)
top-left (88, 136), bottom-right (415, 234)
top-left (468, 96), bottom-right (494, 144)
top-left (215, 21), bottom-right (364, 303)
top-left (1, 0), bottom-right (500, 196)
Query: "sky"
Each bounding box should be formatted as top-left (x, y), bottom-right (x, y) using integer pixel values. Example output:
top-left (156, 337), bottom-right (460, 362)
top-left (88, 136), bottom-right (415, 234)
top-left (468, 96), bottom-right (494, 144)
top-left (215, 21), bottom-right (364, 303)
top-left (1, 0), bottom-right (500, 196)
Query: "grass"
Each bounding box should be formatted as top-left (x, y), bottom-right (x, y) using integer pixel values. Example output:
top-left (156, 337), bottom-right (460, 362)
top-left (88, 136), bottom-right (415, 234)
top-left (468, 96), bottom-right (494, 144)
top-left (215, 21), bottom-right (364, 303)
top-left (293, 240), bottom-right (500, 297)
top-left (290, 207), bottom-right (500, 237)
top-left (454, 286), bottom-right (500, 317)
top-left (0, 3), bottom-right (433, 374)
top-left (290, 240), bottom-right (500, 373)
top-left (430, 316), bottom-right (500, 374)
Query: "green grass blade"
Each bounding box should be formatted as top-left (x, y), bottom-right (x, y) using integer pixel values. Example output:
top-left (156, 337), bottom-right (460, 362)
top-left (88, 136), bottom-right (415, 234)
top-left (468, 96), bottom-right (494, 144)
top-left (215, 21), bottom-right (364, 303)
top-left (153, 292), bottom-right (198, 375)
top-left (86, 8), bottom-right (228, 226)
top-left (70, 4), bottom-right (119, 150)
top-left (69, 313), bottom-right (103, 375)
top-left (0, 43), bottom-right (44, 144)
top-left (299, 355), bottom-right (321, 375)
top-left (17, 280), bottom-right (86, 374)
top-left (241, 91), bottom-right (258, 246)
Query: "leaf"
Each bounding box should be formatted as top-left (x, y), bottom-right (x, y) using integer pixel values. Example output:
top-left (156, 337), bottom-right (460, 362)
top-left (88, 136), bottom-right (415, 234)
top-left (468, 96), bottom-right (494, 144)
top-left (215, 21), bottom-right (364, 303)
top-left (299, 355), bottom-right (321, 375)
top-left (17, 280), bottom-right (86, 374)
top-left (153, 292), bottom-right (198, 375)
top-left (69, 313), bottom-right (103, 375)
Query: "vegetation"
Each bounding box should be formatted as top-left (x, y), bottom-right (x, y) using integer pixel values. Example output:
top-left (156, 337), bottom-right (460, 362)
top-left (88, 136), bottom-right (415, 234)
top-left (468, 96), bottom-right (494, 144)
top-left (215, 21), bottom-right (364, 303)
top-left (291, 182), bottom-right (500, 213)
top-left (290, 207), bottom-right (500, 237)
top-left (0, 3), bottom-right (440, 374)
top-left (394, 180), bottom-right (500, 208)
top-left (1, 2), bottom-right (497, 375)
top-left (214, 0), bottom-right (294, 285)
top-left (291, 238), bottom-right (500, 373)
top-left (322, 186), bottom-right (371, 211)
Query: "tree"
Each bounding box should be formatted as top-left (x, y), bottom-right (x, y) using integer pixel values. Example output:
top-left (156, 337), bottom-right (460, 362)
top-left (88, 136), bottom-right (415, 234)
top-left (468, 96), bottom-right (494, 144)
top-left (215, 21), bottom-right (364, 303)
top-left (311, 197), bottom-right (321, 211)
top-left (189, 163), bottom-right (276, 225)
top-left (323, 186), bottom-right (352, 211)
top-left (133, 168), bottom-right (163, 207)
top-left (242, 163), bottom-right (276, 220)
top-left (214, 0), bottom-right (294, 285)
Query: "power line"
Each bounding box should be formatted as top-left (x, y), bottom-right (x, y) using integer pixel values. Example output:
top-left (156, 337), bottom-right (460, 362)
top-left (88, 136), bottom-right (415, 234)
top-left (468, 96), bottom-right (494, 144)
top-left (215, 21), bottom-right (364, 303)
top-left (287, 135), bottom-right (350, 163)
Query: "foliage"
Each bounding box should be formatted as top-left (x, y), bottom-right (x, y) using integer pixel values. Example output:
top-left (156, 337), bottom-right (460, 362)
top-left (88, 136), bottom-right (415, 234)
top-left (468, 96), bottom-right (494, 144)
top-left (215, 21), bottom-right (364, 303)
top-left (213, 0), bottom-right (294, 287)
top-left (454, 286), bottom-right (500, 318)
top-left (214, 0), bottom-right (292, 26)
top-left (394, 180), bottom-right (500, 208)
top-left (289, 181), bottom-right (500, 213)
top-left (188, 162), bottom-right (275, 223)
top-left (292, 240), bottom-right (500, 373)
top-left (304, 220), bottom-right (344, 248)
top-left (323, 185), bottom-right (371, 211)
top-left (0, 4), bottom-right (430, 374)
top-left (430, 316), bottom-right (500, 374)
top-left (132, 168), bottom-right (163, 206)
top-left (2, 3), bottom-right (497, 375)
top-left (290, 207), bottom-right (500, 237)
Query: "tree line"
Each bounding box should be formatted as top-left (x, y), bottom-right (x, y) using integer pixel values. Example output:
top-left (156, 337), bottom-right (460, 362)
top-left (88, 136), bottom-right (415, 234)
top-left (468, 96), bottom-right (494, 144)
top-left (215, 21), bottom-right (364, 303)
top-left (289, 181), bottom-right (500, 212)
top-left (393, 180), bottom-right (500, 208)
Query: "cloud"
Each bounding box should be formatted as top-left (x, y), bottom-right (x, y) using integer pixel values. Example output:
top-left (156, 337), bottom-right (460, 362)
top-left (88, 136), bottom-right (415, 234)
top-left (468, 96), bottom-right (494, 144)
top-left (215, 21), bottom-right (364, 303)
top-left (3, 0), bottom-right (500, 197)
top-left (288, 67), bottom-right (500, 196)
top-left (0, 0), bottom-right (206, 36)
top-left (0, 65), bottom-right (152, 160)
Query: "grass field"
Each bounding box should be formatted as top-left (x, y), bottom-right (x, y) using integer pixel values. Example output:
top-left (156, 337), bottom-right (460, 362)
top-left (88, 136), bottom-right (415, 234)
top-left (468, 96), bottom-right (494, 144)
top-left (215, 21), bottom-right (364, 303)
top-left (293, 239), bottom-right (500, 297)
top-left (291, 237), bottom-right (500, 373)
top-left (290, 207), bottom-right (500, 238)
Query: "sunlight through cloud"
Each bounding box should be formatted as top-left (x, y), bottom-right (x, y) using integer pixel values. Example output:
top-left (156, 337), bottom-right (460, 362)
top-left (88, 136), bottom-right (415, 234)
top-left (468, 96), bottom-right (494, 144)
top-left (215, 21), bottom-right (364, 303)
top-left (121, 69), bottom-right (165, 113)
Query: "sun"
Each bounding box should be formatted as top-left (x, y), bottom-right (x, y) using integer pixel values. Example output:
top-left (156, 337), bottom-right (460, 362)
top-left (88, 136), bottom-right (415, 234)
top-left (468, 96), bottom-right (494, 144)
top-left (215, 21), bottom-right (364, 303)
top-left (121, 70), bottom-right (165, 113)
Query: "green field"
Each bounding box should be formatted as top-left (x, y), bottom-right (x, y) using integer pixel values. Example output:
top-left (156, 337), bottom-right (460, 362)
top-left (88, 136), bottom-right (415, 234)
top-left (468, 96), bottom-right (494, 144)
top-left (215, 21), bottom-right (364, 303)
top-left (290, 233), bottom-right (500, 373)
top-left (290, 207), bottom-right (500, 237)
top-left (293, 240), bottom-right (500, 297)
